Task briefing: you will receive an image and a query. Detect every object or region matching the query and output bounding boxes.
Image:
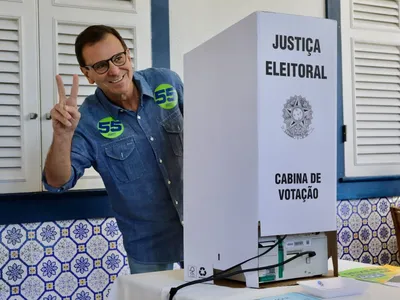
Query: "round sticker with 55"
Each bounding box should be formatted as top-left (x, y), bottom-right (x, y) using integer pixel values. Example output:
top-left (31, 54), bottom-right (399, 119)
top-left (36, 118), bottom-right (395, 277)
top-left (97, 117), bottom-right (124, 138)
top-left (154, 84), bottom-right (178, 109)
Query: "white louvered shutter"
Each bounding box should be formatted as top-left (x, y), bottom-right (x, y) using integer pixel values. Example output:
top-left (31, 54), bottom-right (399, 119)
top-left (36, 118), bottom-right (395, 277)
top-left (341, 0), bottom-right (400, 177)
top-left (0, 1), bottom-right (41, 193)
top-left (39, 0), bottom-right (151, 191)
top-left (53, 0), bottom-right (135, 12)
top-left (352, 0), bottom-right (399, 29)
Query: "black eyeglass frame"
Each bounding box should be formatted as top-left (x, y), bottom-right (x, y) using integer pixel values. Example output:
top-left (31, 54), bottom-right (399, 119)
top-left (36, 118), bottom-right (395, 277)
top-left (83, 49), bottom-right (128, 74)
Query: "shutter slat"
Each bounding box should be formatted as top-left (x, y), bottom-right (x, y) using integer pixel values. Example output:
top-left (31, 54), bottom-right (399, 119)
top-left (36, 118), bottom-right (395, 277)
top-left (354, 19), bottom-right (399, 29)
top-left (358, 129), bottom-right (400, 137)
top-left (0, 83), bottom-right (20, 94)
top-left (356, 58), bottom-right (400, 68)
top-left (357, 114), bottom-right (400, 121)
top-left (356, 97), bottom-right (400, 106)
top-left (0, 136), bottom-right (21, 147)
top-left (0, 73), bottom-right (19, 84)
top-left (357, 121), bottom-right (400, 129)
top-left (355, 43), bottom-right (400, 54)
top-left (358, 137), bottom-right (400, 145)
top-left (357, 106), bottom-right (400, 113)
top-left (118, 29), bottom-right (135, 39)
top-left (354, 5), bottom-right (398, 16)
top-left (0, 148), bottom-right (21, 158)
top-left (355, 51), bottom-right (399, 61)
top-left (0, 51), bottom-right (19, 62)
top-left (356, 90), bottom-right (400, 98)
top-left (0, 62), bottom-right (19, 73)
top-left (0, 30), bottom-right (18, 42)
top-left (354, 11), bottom-right (398, 23)
top-left (355, 66), bottom-right (400, 76)
top-left (0, 19), bottom-right (18, 31)
top-left (58, 23), bottom-right (85, 35)
top-left (59, 64), bottom-right (81, 75)
top-left (59, 54), bottom-right (78, 65)
top-left (0, 158), bottom-right (21, 168)
top-left (356, 82), bottom-right (400, 91)
top-left (357, 123), bottom-right (400, 129)
top-left (358, 145), bottom-right (400, 154)
top-left (0, 106), bottom-right (20, 116)
top-left (0, 95), bottom-right (20, 105)
top-left (354, 0), bottom-right (399, 9)
top-left (356, 74), bottom-right (399, 83)
top-left (0, 41), bottom-right (18, 52)
top-left (58, 44), bottom-right (75, 55)
top-left (0, 127), bottom-right (21, 137)
top-left (358, 154), bottom-right (400, 164)
top-left (0, 116), bottom-right (20, 126)
top-left (58, 34), bottom-right (76, 45)
top-left (54, 0), bottom-right (134, 11)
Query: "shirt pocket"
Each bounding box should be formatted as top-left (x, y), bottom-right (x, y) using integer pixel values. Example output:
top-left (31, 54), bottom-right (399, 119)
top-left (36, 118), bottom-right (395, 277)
top-left (104, 137), bottom-right (145, 183)
top-left (162, 111), bottom-right (183, 157)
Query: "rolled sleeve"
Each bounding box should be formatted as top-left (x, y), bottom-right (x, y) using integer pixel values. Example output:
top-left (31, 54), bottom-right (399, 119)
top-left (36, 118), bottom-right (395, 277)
top-left (42, 166), bottom-right (76, 193)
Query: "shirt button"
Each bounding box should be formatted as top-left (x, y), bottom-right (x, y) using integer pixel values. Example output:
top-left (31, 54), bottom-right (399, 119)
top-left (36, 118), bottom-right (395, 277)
top-left (175, 201), bottom-right (178, 205)
top-left (150, 137), bottom-right (154, 141)
top-left (181, 221), bottom-right (184, 225)
top-left (119, 109), bottom-right (124, 112)
top-left (159, 159), bottom-right (163, 163)
top-left (167, 180), bottom-right (171, 185)
top-left (137, 115), bottom-right (141, 120)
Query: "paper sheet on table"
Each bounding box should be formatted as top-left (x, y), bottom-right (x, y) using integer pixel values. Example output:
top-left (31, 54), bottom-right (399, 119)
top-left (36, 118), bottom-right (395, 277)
top-left (255, 292), bottom-right (321, 300)
top-left (339, 264), bottom-right (400, 285)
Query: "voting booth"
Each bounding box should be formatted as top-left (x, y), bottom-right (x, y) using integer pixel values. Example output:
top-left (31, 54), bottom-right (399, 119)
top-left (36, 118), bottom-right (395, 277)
top-left (183, 11), bottom-right (338, 288)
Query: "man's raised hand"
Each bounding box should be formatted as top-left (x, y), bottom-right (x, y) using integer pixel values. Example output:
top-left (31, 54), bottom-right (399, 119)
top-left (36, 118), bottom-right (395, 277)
top-left (50, 74), bottom-right (81, 135)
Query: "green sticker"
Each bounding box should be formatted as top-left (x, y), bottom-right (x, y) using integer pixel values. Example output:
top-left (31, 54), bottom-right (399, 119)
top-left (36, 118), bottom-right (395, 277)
top-left (97, 117), bottom-right (124, 139)
top-left (154, 84), bottom-right (178, 109)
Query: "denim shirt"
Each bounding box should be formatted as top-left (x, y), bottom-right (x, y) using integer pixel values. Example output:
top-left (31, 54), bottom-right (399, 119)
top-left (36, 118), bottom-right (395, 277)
top-left (43, 68), bottom-right (184, 264)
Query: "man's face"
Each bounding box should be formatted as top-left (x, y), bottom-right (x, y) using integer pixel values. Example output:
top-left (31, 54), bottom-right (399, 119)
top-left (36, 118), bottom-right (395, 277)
top-left (81, 34), bottom-right (133, 98)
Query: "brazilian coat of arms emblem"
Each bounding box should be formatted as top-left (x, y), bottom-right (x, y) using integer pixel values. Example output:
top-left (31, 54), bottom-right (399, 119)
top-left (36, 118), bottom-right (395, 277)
top-left (282, 95), bottom-right (313, 139)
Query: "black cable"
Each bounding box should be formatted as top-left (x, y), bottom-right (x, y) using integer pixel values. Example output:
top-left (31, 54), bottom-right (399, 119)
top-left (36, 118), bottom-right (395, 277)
top-left (210, 235), bottom-right (287, 279)
top-left (169, 249), bottom-right (316, 300)
top-left (169, 235), bottom-right (286, 297)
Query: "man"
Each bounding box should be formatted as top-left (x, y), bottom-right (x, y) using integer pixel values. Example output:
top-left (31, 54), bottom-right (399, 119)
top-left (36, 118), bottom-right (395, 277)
top-left (42, 25), bottom-right (184, 274)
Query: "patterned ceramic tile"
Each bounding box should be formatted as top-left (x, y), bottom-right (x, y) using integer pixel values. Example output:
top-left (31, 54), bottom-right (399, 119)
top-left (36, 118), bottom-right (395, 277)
top-left (336, 197), bottom-right (400, 265)
top-left (0, 218), bottom-right (129, 299)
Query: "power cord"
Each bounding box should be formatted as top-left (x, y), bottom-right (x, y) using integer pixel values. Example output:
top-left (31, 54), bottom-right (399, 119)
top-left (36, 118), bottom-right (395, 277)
top-left (169, 236), bottom-right (316, 299)
top-left (169, 249), bottom-right (316, 299)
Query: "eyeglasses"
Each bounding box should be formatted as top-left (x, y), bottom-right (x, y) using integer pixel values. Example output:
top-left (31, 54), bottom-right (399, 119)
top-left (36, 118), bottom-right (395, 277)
top-left (84, 50), bottom-right (128, 74)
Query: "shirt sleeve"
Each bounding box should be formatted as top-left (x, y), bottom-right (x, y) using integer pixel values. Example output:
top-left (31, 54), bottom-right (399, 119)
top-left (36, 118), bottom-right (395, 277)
top-left (42, 130), bottom-right (95, 193)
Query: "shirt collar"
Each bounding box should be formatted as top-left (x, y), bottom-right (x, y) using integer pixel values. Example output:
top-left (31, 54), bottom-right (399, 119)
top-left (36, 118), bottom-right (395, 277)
top-left (95, 71), bottom-right (154, 119)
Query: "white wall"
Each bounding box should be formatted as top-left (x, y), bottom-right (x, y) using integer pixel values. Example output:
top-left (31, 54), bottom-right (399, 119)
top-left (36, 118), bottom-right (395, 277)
top-left (169, 0), bottom-right (325, 78)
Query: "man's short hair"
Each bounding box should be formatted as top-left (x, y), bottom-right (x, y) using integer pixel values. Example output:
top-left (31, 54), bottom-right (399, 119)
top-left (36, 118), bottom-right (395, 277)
top-left (75, 25), bottom-right (128, 67)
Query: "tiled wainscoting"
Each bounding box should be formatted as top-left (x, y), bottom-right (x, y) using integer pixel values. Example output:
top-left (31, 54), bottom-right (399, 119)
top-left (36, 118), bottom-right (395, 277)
top-left (0, 197), bottom-right (399, 299)
top-left (0, 218), bottom-right (129, 300)
top-left (336, 197), bottom-right (400, 265)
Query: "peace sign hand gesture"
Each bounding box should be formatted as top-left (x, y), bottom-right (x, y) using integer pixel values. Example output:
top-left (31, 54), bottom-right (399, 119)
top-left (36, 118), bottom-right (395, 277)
top-left (50, 74), bottom-right (81, 136)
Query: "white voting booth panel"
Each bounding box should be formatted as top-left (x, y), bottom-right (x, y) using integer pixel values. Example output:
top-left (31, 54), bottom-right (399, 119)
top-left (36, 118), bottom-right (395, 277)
top-left (183, 11), bottom-right (337, 288)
